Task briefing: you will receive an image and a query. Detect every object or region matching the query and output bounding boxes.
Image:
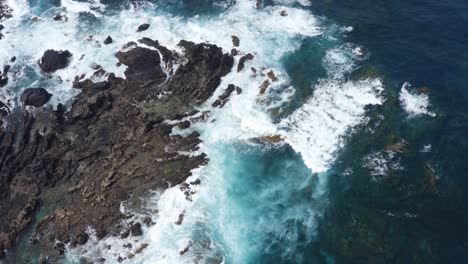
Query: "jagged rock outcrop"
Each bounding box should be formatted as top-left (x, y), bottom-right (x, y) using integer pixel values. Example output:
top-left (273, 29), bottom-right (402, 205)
top-left (0, 38), bottom-right (233, 261)
top-left (137, 23), bottom-right (150, 32)
top-left (20, 88), bottom-right (52, 107)
top-left (237, 53), bottom-right (254, 72)
top-left (38, 50), bottom-right (72, 73)
top-left (103, 36), bottom-right (113, 45)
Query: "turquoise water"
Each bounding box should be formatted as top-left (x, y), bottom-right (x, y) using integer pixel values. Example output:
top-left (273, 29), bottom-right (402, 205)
top-left (1, 0), bottom-right (467, 263)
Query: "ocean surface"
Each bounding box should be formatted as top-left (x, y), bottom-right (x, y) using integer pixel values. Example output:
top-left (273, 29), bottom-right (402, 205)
top-left (1, 0), bottom-right (468, 263)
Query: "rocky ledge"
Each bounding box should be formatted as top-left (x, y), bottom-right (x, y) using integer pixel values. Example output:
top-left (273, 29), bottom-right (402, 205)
top-left (0, 38), bottom-right (233, 261)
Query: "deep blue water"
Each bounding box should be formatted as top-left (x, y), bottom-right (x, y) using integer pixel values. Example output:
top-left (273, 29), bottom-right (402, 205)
top-left (306, 0), bottom-right (468, 262)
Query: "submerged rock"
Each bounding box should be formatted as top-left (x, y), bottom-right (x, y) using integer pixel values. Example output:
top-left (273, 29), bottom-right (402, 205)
top-left (20, 88), bottom-right (52, 107)
top-left (38, 50), bottom-right (72, 73)
top-left (257, 135), bottom-right (284, 143)
top-left (134, 243), bottom-right (148, 254)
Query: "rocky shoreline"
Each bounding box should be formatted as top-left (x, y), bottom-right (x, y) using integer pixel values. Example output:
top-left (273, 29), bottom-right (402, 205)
top-left (0, 37), bottom-right (233, 262)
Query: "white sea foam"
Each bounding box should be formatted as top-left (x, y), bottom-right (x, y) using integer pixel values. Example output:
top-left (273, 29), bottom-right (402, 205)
top-left (399, 82), bottom-right (436, 117)
top-left (280, 46), bottom-right (384, 173)
top-left (281, 78), bottom-right (384, 172)
top-left (421, 144), bottom-right (432, 152)
top-left (363, 150), bottom-right (404, 178)
top-left (273, 0), bottom-right (312, 7)
top-left (0, 0), bottom-right (123, 107)
top-left (61, 0), bottom-right (105, 17)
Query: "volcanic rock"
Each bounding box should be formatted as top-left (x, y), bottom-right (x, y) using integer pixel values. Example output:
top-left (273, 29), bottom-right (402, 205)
top-left (130, 223), bottom-right (143, 237)
top-left (137, 23), bottom-right (150, 32)
top-left (259, 80), bottom-right (270, 94)
top-left (211, 84), bottom-right (237, 108)
top-left (267, 70), bottom-right (278, 82)
top-left (53, 14), bottom-right (67, 21)
top-left (20, 88), bottom-right (52, 107)
top-left (38, 50), bottom-right (72, 73)
top-left (0, 100), bottom-right (10, 116)
top-left (177, 120), bottom-right (191, 129)
top-left (237, 53), bottom-right (254, 72)
top-left (103, 36), bottom-right (113, 45)
top-left (231, 35), bottom-right (240, 47)
top-left (2, 65), bottom-right (10, 76)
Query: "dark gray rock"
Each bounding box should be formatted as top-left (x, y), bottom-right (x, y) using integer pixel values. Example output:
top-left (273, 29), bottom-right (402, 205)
top-left (116, 46), bottom-right (166, 86)
top-left (0, 77), bottom-right (6, 87)
top-left (130, 223), bottom-right (143, 236)
top-left (231, 35), bottom-right (240, 47)
top-left (212, 84), bottom-right (237, 108)
top-left (137, 23), bottom-right (150, 32)
top-left (237, 53), bottom-right (254, 72)
top-left (38, 50), bottom-right (72, 73)
top-left (20, 88), bottom-right (52, 107)
top-left (103, 36), bottom-right (112, 45)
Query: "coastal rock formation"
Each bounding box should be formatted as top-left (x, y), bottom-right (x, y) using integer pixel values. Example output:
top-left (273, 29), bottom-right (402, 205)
top-left (0, 63), bottom-right (9, 87)
top-left (237, 53), bottom-right (254, 72)
top-left (20, 88), bottom-right (52, 107)
top-left (212, 84), bottom-right (239, 108)
top-left (0, 38), bottom-right (233, 261)
top-left (103, 36), bottom-right (113, 45)
top-left (38, 50), bottom-right (72, 73)
top-left (137, 23), bottom-right (150, 32)
top-left (231, 35), bottom-right (240, 47)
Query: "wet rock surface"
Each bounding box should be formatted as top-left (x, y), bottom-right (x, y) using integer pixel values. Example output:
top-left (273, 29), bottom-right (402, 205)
top-left (237, 53), bottom-right (254, 72)
top-left (38, 50), bottom-right (73, 73)
top-left (211, 84), bottom-right (238, 108)
top-left (20, 88), bottom-right (52, 107)
top-left (231, 35), bottom-right (240, 47)
top-left (0, 38), bottom-right (233, 261)
top-left (137, 23), bottom-right (150, 32)
top-left (103, 35), bottom-right (113, 45)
